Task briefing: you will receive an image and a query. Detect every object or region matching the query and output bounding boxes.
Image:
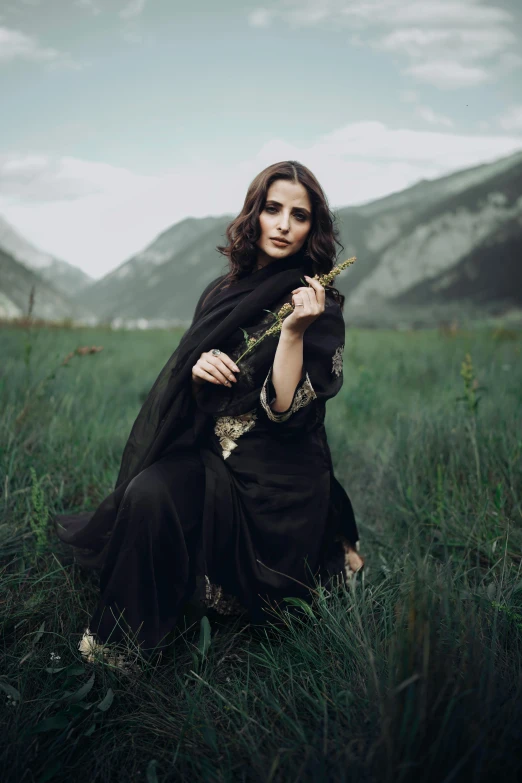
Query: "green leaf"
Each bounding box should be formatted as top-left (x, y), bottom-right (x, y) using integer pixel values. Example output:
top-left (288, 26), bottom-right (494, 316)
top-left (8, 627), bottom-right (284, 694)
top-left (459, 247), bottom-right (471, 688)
top-left (32, 713), bottom-right (70, 733)
top-left (66, 671), bottom-right (95, 703)
top-left (97, 688), bottom-right (114, 712)
top-left (0, 681), bottom-right (21, 701)
top-left (198, 615), bottom-right (211, 659)
top-left (201, 724), bottom-right (218, 751)
top-left (65, 664), bottom-right (86, 676)
top-left (146, 760), bottom-right (159, 783)
top-left (83, 723), bottom-right (96, 737)
top-left (32, 621), bottom-right (45, 646)
top-left (283, 596), bottom-right (315, 618)
top-left (67, 703), bottom-right (94, 717)
top-left (45, 666), bottom-right (68, 674)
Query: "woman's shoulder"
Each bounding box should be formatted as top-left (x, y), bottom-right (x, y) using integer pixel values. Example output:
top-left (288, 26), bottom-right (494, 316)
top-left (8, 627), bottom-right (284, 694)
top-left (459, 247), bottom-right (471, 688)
top-left (193, 273), bottom-right (229, 319)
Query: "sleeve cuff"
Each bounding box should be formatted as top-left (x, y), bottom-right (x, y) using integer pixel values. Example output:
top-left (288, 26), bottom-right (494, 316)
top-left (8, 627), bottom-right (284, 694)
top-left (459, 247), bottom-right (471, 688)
top-left (260, 364), bottom-right (317, 422)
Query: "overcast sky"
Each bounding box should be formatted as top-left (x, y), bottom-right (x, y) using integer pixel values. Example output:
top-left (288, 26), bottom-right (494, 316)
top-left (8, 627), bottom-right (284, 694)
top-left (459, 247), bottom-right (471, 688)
top-left (1, 0), bottom-right (522, 279)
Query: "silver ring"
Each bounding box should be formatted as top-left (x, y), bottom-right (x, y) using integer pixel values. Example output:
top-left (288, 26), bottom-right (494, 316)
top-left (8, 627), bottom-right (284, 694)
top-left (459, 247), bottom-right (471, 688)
top-left (295, 303), bottom-right (304, 307)
top-left (211, 348), bottom-right (221, 356)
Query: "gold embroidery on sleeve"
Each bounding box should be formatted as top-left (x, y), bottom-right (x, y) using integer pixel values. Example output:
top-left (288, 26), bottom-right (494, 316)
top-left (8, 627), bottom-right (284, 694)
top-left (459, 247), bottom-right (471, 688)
top-left (213, 410), bottom-right (257, 459)
top-left (332, 344), bottom-right (344, 378)
top-left (260, 370), bottom-right (317, 422)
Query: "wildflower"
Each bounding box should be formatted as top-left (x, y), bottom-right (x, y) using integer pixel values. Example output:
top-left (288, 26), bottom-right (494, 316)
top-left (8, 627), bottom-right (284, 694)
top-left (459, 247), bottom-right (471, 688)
top-left (78, 628), bottom-right (136, 671)
top-left (460, 352), bottom-right (474, 388)
top-left (313, 255), bottom-right (356, 287)
top-left (6, 693), bottom-right (17, 708)
top-left (235, 258), bottom-right (356, 365)
top-left (78, 628), bottom-right (105, 664)
top-left (49, 652), bottom-right (61, 663)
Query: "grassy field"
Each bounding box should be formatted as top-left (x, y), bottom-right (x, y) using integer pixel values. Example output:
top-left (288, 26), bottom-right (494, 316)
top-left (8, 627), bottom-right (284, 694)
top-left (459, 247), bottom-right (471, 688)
top-left (1, 318), bottom-right (522, 783)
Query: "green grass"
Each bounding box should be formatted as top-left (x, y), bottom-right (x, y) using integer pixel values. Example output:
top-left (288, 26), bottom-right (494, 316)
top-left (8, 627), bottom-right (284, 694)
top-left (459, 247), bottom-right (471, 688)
top-left (1, 320), bottom-right (522, 782)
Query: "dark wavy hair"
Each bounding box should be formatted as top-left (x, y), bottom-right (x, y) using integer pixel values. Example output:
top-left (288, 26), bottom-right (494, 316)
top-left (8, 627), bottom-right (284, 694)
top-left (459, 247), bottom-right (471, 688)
top-left (214, 160), bottom-right (345, 309)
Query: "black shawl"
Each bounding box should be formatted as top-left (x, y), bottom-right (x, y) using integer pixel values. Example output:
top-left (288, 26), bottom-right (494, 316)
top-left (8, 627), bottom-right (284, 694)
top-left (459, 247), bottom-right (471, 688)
top-left (55, 248), bottom-right (358, 584)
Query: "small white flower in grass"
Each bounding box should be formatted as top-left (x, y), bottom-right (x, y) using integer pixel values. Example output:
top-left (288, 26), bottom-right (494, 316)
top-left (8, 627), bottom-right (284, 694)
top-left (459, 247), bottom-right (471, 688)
top-left (78, 627), bottom-right (106, 663)
top-left (78, 627), bottom-right (137, 671)
top-left (49, 652), bottom-right (61, 663)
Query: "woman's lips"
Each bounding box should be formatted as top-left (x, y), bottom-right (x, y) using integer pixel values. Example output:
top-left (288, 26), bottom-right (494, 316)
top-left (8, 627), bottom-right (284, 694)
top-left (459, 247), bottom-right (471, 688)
top-left (270, 238), bottom-right (290, 246)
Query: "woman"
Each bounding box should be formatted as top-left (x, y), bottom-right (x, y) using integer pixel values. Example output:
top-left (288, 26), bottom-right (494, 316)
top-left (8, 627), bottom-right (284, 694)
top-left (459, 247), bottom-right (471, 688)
top-left (55, 160), bottom-right (364, 660)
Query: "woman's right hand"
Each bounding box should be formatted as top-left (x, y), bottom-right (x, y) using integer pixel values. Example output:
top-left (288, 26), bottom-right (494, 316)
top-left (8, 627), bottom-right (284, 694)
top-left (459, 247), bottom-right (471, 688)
top-left (191, 350), bottom-right (240, 388)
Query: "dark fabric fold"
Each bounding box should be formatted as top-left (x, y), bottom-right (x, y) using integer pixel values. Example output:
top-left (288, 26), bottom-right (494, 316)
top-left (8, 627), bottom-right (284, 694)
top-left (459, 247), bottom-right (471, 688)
top-left (54, 246), bottom-right (360, 648)
top-left (55, 251), bottom-right (314, 565)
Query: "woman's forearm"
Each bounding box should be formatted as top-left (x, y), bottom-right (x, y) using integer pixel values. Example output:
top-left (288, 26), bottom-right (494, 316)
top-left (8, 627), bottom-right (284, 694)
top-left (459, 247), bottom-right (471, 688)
top-left (270, 329), bottom-right (304, 412)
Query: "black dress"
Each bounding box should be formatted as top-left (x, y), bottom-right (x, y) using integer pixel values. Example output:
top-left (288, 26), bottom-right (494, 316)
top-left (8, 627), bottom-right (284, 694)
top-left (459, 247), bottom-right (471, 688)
top-left (55, 252), bottom-right (360, 651)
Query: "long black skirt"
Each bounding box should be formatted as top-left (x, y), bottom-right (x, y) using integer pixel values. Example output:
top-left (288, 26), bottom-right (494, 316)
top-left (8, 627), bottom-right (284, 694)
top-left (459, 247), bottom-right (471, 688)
top-left (88, 448), bottom-right (208, 650)
top-left (65, 437), bottom-right (353, 652)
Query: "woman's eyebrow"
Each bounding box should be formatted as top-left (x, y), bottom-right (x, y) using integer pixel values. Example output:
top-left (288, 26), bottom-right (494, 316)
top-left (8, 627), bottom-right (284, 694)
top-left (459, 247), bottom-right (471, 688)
top-left (265, 200), bottom-right (311, 216)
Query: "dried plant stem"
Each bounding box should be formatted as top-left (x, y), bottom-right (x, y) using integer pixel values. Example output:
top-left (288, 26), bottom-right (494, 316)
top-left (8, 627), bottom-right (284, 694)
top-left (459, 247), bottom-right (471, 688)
top-left (236, 256), bottom-right (356, 365)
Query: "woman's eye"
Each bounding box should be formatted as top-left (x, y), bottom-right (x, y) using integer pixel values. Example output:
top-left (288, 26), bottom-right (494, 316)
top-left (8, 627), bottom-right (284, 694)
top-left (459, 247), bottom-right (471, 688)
top-left (265, 206), bottom-right (307, 221)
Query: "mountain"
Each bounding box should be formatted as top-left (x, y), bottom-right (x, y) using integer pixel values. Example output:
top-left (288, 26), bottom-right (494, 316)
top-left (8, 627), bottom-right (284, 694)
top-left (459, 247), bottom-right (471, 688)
top-left (342, 150), bottom-right (522, 309)
top-left (74, 149), bottom-right (522, 326)
top-left (74, 216), bottom-right (230, 324)
top-left (0, 248), bottom-right (94, 321)
top-left (394, 212), bottom-right (522, 308)
top-left (0, 215), bottom-right (93, 297)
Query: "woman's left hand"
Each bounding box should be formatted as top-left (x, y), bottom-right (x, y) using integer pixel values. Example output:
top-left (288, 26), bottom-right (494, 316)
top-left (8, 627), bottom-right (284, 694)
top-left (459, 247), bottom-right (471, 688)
top-left (282, 275), bottom-right (325, 337)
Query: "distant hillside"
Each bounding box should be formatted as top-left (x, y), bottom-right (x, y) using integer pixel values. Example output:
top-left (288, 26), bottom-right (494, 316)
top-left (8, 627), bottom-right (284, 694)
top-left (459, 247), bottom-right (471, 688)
top-left (74, 216), bottom-right (230, 323)
top-left (0, 248), bottom-right (94, 321)
top-left (394, 212), bottom-right (522, 308)
top-left (0, 215), bottom-right (93, 297)
top-left (344, 152), bottom-right (522, 309)
top-left (74, 149), bottom-right (522, 325)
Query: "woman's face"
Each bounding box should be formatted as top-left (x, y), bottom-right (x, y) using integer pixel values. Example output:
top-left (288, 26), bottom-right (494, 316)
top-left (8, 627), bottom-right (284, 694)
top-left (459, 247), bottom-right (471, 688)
top-left (256, 179), bottom-right (312, 268)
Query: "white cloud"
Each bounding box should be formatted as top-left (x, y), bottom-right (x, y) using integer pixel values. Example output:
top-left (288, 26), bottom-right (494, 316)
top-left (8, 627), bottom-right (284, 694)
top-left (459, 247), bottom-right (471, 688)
top-left (1, 123), bottom-right (521, 278)
top-left (417, 106), bottom-right (453, 127)
top-left (377, 26), bottom-right (514, 63)
top-left (0, 25), bottom-right (60, 63)
top-left (406, 60), bottom-right (490, 89)
top-left (248, 1), bottom-right (522, 88)
top-left (248, 8), bottom-right (277, 27)
top-left (0, 25), bottom-right (86, 69)
top-left (498, 105), bottom-right (522, 132)
top-left (74, 0), bottom-right (102, 16)
top-left (399, 90), bottom-right (455, 126)
top-left (399, 89), bottom-right (419, 103)
top-left (119, 0), bottom-right (146, 20)
top-left (341, 1), bottom-right (511, 27)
